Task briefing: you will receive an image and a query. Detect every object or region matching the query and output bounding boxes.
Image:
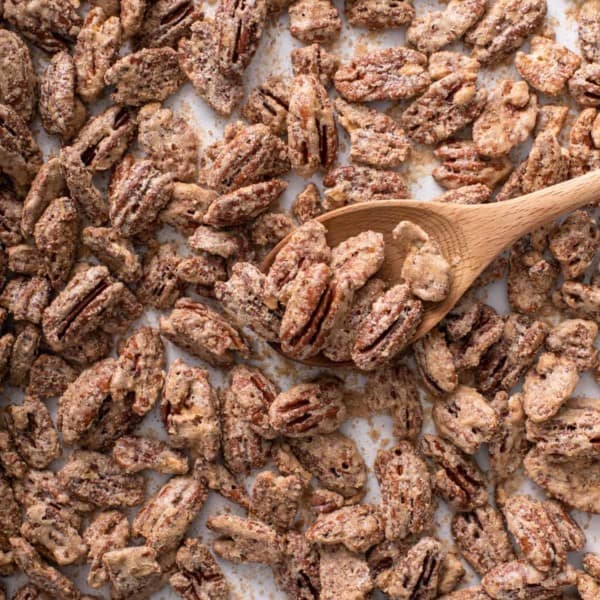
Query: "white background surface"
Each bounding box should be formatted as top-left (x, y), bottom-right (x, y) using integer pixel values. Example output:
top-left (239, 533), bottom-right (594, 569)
top-left (3, 0), bottom-right (599, 598)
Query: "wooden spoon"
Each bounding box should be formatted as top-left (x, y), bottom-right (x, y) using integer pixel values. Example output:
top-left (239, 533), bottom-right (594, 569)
top-left (262, 170), bottom-right (600, 367)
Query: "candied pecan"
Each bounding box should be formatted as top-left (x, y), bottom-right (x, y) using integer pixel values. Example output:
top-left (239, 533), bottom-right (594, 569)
top-left (3, 0), bottom-right (82, 54)
top-left (309, 488), bottom-right (345, 515)
top-left (177, 18), bottom-right (244, 116)
top-left (8, 323), bottom-right (40, 388)
top-left (70, 105), bottom-right (137, 172)
top-left (292, 183), bottom-right (323, 224)
top-left (549, 210), bottom-right (600, 280)
top-left (307, 504), bottom-right (384, 553)
top-left (82, 226), bottom-right (141, 283)
top-left (330, 231), bottom-right (384, 291)
top-left (207, 513), bottom-right (284, 564)
top-left (10, 537), bottom-right (81, 600)
top-left (320, 544), bottom-right (372, 600)
top-left (433, 385), bottom-right (499, 453)
top-left (0, 472), bottom-right (20, 552)
top-left (251, 212), bottom-right (295, 247)
top-left (524, 448), bottom-right (600, 513)
top-left (0, 104), bottom-right (42, 197)
top-left (269, 377), bottom-right (346, 437)
top-left (136, 243), bottom-right (183, 309)
top-left (287, 74), bottom-right (337, 177)
top-left (59, 450), bottom-right (145, 508)
top-left (249, 471), bottom-right (303, 531)
top-left (170, 538), bottom-right (230, 600)
top-left (59, 331), bottom-right (113, 368)
top-left (242, 76), bottom-right (291, 135)
top-left (433, 141), bottom-right (512, 190)
top-left (0, 424), bottom-right (27, 479)
top-left (515, 36), bottom-right (581, 96)
top-left (33, 196), bottom-right (79, 290)
top-left (553, 280), bottom-right (600, 320)
top-left (60, 146), bottom-right (109, 225)
top-left (489, 392), bottom-right (529, 481)
top-left (438, 552), bottom-right (466, 596)
top-left (428, 50), bottom-right (480, 80)
top-left (352, 283), bottom-right (424, 371)
top-left (177, 253), bottom-right (225, 291)
top-left (0, 276), bottom-right (50, 324)
top-left (216, 0), bottom-right (267, 75)
top-left (220, 374), bottom-right (272, 474)
top-left (291, 43), bottom-right (339, 87)
top-left (345, 0), bottom-right (414, 29)
top-left (74, 7), bottom-right (121, 103)
top-left (323, 166), bottom-right (409, 209)
top-left (204, 180), bottom-right (287, 228)
top-left (39, 51), bottom-right (86, 142)
top-left (84, 510), bottom-right (130, 589)
top-left (579, 569), bottom-right (600, 600)
top-left (8, 245), bottom-right (44, 277)
top-left (194, 458), bottom-right (251, 509)
top-left (20, 503), bottom-right (87, 566)
top-left (109, 155), bottom-right (174, 237)
top-left (161, 298), bottom-right (248, 365)
top-left (334, 47), bottom-right (430, 102)
top-left (289, 433), bottom-right (367, 498)
top-left (376, 537), bottom-right (444, 600)
top-left (452, 505), bottom-right (514, 575)
top-left (111, 327), bottom-right (165, 417)
top-left (545, 319), bottom-right (598, 372)
top-left (394, 220), bottom-right (452, 302)
top-left (136, 103), bottom-right (198, 183)
top-left (105, 47), bottom-right (184, 106)
top-left (266, 219), bottom-right (331, 304)
top-left (0, 28), bottom-right (37, 122)
top-left (465, 0), bottom-right (547, 65)
top-left (570, 63), bottom-right (600, 107)
top-left (526, 396), bottom-right (600, 457)
top-left (4, 396), bottom-right (59, 469)
top-left (188, 225), bottom-right (247, 260)
top-left (522, 352), bottom-right (579, 423)
top-left (324, 278), bottom-right (386, 363)
top-left (503, 495), bottom-right (568, 573)
top-left (133, 475), bottom-right (207, 554)
top-left (407, 0), bottom-right (486, 54)
top-left (161, 359), bottom-right (220, 460)
top-left (272, 532), bottom-right (320, 599)
top-left (0, 185), bottom-right (24, 245)
top-left (447, 302), bottom-right (504, 371)
top-left (280, 263), bottom-right (353, 360)
top-left (401, 71), bottom-right (487, 145)
top-left (198, 122), bottom-right (290, 193)
top-left (579, 0), bottom-right (600, 63)
top-left (473, 80), bottom-right (538, 157)
top-left (482, 560), bottom-right (577, 599)
top-left (289, 0), bottom-right (342, 44)
top-left (422, 434), bottom-right (487, 511)
top-left (544, 499), bottom-right (586, 552)
top-left (102, 545), bottom-right (164, 599)
top-left (335, 98), bottom-right (409, 169)
top-left (135, 0), bottom-right (199, 49)
top-left (414, 329), bottom-right (458, 396)
top-left (60, 361), bottom-right (134, 445)
top-left (0, 333), bottom-right (13, 387)
top-left (160, 182), bottom-right (216, 234)
top-left (113, 435), bottom-right (187, 475)
top-left (507, 237), bottom-right (559, 314)
top-left (375, 442), bottom-right (433, 540)
top-left (43, 265), bottom-right (142, 352)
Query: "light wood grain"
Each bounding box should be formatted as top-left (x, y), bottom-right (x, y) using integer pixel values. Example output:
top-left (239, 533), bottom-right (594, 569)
top-left (263, 169), bottom-right (600, 367)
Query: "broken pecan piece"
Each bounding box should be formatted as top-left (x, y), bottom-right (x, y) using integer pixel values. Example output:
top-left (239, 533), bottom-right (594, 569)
top-left (113, 435), bottom-right (188, 474)
top-left (289, 0), bottom-right (342, 44)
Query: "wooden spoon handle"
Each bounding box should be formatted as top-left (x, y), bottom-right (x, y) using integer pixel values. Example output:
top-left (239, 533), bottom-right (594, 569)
top-left (458, 169), bottom-right (600, 264)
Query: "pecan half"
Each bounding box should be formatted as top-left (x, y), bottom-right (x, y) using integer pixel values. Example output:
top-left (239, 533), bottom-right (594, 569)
top-left (161, 359), bottom-right (220, 460)
top-left (249, 471), bottom-right (304, 531)
top-left (291, 43), bottom-right (339, 87)
top-left (375, 442), bottom-right (434, 541)
top-left (113, 436), bottom-right (188, 475)
top-left (414, 329), bottom-right (458, 396)
top-left (569, 63), bottom-right (600, 107)
top-left (135, 0), bottom-right (199, 49)
top-left (242, 76), bottom-right (291, 135)
top-left (334, 47), bottom-right (430, 102)
top-left (288, 74), bottom-right (337, 177)
top-left (345, 0), bottom-right (415, 30)
top-left (289, 0), bottom-right (341, 44)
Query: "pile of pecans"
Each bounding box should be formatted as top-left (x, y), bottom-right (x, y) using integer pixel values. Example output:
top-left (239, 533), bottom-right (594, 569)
top-left (0, 0), bottom-right (599, 598)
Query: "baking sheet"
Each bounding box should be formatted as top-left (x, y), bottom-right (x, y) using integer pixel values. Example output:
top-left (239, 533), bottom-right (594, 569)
top-left (3, 0), bottom-right (600, 597)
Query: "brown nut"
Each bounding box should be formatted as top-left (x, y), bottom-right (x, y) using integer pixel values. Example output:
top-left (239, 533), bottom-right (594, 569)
top-left (569, 63), bottom-right (600, 107)
top-left (320, 544), bottom-right (372, 600)
top-left (272, 532), bottom-right (321, 599)
top-left (135, 0), bottom-right (199, 49)
top-left (249, 471), bottom-right (304, 531)
top-left (289, 0), bottom-right (342, 44)
top-left (375, 442), bottom-right (434, 541)
top-left (137, 242), bottom-right (184, 309)
top-left (345, 0), bottom-right (414, 30)
top-left (161, 359), bottom-right (220, 461)
top-left (578, 0), bottom-right (600, 63)
top-left (113, 436), bottom-right (188, 475)
top-left (414, 329), bottom-right (458, 396)
top-left (334, 47), bottom-right (430, 102)
top-left (291, 42), bottom-right (339, 87)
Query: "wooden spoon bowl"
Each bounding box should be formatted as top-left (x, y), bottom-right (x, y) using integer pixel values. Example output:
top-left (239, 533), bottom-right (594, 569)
top-left (263, 170), bottom-right (600, 367)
